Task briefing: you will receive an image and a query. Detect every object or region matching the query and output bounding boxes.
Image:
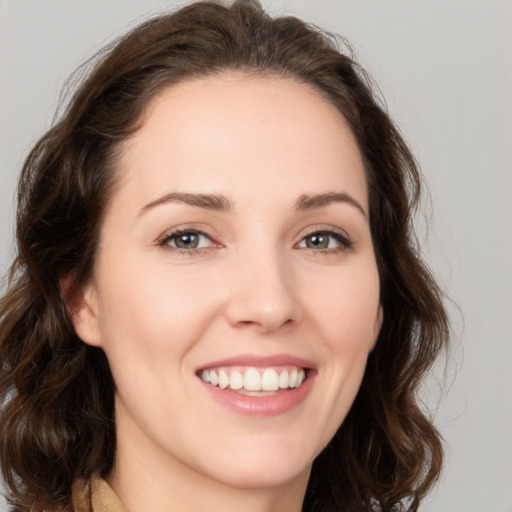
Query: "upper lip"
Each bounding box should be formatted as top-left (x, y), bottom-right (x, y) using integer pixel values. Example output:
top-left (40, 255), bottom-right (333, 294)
top-left (196, 353), bottom-right (317, 372)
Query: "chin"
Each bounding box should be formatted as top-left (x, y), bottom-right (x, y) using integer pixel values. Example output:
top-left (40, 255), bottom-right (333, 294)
top-left (208, 460), bottom-right (312, 490)
top-left (193, 438), bottom-right (315, 490)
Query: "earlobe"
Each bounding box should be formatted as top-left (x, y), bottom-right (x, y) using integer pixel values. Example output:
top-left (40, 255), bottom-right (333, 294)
top-left (60, 275), bottom-right (102, 347)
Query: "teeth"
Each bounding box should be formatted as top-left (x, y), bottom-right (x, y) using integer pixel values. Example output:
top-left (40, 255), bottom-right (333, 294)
top-left (261, 369), bottom-right (279, 391)
top-left (210, 371), bottom-right (219, 386)
top-left (229, 370), bottom-right (244, 390)
top-left (244, 368), bottom-right (261, 391)
top-left (200, 366), bottom-right (307, 392)
top-left (278, 370), bottom-right (289, 389)
top-left (218, 370), bottom-right (229, 389)
top-left (289, 368), bottom-right (298, 388)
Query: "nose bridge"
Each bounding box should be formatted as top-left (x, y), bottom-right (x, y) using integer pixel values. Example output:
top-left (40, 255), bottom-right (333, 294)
top-left (225, 238), bottom-right (301, 333)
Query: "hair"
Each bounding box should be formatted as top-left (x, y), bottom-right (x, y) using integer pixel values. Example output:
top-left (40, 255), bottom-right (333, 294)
top-left (0, 1), bottom-right (449, 511)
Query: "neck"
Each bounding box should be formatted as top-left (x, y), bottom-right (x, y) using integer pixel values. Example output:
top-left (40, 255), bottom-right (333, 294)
top-left (107, 413), bottom-right (311, 512)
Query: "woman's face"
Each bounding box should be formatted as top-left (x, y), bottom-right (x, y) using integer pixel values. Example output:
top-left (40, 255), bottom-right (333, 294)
top-left (74, 74), bottom-right (382, 490)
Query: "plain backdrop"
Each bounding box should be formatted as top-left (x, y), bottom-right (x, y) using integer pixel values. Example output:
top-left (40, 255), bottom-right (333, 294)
top-left (1, 1), bottom-right (511, 511)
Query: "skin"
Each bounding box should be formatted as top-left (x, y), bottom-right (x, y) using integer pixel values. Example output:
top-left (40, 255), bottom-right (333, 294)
top-left (73, 73), bottom-right (383, 512)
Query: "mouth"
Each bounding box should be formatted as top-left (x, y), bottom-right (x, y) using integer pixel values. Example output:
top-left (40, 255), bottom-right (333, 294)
top-left (197, 365), bottom-right (308, 396)
top-left (195, 354), bottom-right (315, 416)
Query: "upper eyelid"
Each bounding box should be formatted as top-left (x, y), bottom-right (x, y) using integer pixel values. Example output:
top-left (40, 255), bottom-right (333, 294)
top-left (157, 228), bottom-right (217, 248)
top-left (297, 225), bottom-right (351, 241)
top-left (300, 225), bottom-right (348, 235)
top-left (157, 225), bottom-right (214, 240)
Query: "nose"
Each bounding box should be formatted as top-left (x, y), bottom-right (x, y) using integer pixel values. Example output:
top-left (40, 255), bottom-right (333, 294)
top-left (224, 248), bottom-right (302, 334)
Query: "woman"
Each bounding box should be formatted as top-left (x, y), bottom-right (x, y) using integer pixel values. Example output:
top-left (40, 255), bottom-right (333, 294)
top-left (0, 1), bottom-right (449, 511)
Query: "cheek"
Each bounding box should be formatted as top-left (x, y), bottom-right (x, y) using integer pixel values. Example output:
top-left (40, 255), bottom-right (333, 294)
top-left (302, 263), bottom-right (380, 420)
top-left (305, 265), bottom-right (381, 348)
top-left (94, 258), bottom-right (225, 368)
top-left (92, 264), bottom-right (221, 431)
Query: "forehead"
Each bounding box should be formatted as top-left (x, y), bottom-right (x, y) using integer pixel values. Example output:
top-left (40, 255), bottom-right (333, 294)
top-left (113, 72), bottom-right (367, 211)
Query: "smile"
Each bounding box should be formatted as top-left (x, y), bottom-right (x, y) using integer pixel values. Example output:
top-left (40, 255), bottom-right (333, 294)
top-left (196, 355), bottom-right (316, 416)
top-left (199, 365), bottom-right (307, 395)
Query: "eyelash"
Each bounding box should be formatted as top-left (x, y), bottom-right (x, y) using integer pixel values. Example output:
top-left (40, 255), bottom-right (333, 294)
top-left (157, 228), bottom-right (218, 254)
top-left (157, 228), bottom-right (353, 255)
top-left (297, 228), bottom-right (353, 254)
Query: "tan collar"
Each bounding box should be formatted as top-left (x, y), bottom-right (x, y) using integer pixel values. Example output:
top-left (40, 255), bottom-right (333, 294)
top-left (72, 476), bottom-right (129, 512)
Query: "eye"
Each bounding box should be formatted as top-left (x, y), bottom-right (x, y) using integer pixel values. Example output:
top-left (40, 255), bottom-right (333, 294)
top-left (159, 229), bottom-right (215, 251)
top-left (297, 230), bottom-right (352, 252)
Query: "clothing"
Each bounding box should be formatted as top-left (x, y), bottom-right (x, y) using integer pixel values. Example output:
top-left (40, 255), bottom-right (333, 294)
top-left (70, 476), bottom-right (128, 512)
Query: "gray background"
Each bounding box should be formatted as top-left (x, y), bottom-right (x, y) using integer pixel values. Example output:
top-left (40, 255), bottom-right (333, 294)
top-left (1, 1), bottom-right (511, 511)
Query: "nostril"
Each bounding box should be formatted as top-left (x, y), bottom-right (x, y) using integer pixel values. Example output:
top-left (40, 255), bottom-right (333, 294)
top-left (224, 267), bottom-right (302, 332)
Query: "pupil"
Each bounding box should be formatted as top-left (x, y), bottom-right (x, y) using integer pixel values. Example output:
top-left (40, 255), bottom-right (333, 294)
top-left (177, 233), bottom-right (198, 249)
top-left (308, 234), bottom-right (328, 249)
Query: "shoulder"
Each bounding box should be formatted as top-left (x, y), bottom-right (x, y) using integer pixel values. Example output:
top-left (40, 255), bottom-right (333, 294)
top-left (70, 477), bottom-right (90, 512)
top-left (70, 475), bottom-right (129, 512)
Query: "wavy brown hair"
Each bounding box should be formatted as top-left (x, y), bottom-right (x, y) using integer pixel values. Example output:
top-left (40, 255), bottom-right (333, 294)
top-left (0, 1), bottom-right (449, 511)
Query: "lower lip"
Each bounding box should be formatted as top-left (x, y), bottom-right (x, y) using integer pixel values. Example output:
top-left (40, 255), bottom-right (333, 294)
top-left (199, 372), bottom-right (315, 417)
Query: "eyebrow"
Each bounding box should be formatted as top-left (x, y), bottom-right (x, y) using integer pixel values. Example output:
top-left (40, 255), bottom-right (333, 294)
top-left (295, 192), bottom-right (368, 220)
top-left (139, 192), bottom-right (233, 216)
top-left (138, 190), bottom-right (367, 220)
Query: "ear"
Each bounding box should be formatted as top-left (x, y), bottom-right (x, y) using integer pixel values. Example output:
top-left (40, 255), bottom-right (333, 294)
top-left (60, 274), bottom-right (102, 347)
top-left (370, 305), bottom-right (383, 351)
